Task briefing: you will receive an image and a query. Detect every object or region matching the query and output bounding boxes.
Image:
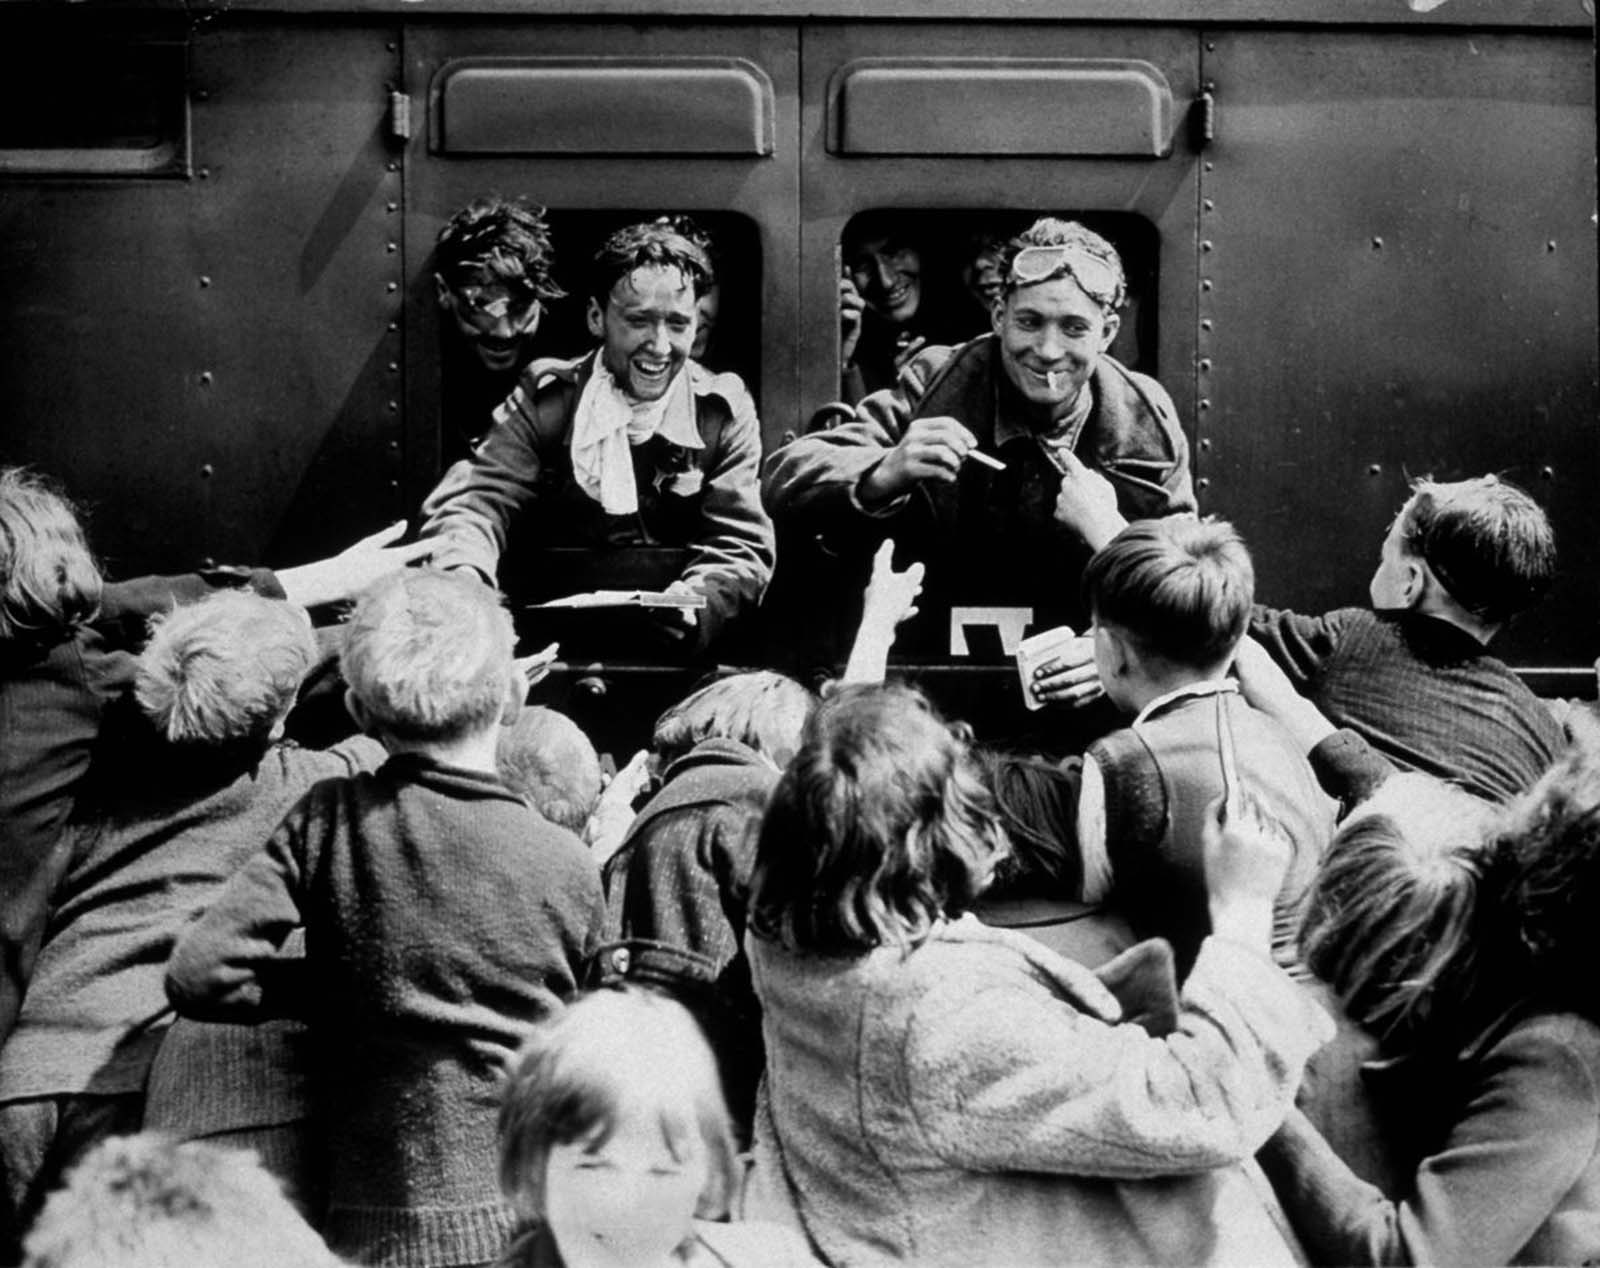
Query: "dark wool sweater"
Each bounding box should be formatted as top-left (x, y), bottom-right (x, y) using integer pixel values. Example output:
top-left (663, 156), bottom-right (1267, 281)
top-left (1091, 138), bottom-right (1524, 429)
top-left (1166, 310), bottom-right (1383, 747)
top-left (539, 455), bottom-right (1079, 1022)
top-left (167, 753), bottom-right (605, 1268)
top-left (0, 734), bottom-right (381, 1105)
top-left (1250, 606), bottom-right (1564, 805)
top-left (0, 568), bottom-right (282, 1046)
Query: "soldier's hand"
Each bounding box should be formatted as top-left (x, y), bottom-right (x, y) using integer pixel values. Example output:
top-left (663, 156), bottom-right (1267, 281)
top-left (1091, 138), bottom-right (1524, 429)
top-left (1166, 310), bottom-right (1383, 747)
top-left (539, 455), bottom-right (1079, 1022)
top-left (859, 416), bottom-right (979, 505)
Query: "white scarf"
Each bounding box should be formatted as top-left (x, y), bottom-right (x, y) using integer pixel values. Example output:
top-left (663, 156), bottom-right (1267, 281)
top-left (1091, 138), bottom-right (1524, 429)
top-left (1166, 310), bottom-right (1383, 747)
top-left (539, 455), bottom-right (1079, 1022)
top-left (570, 357), bottom-right (702, 515)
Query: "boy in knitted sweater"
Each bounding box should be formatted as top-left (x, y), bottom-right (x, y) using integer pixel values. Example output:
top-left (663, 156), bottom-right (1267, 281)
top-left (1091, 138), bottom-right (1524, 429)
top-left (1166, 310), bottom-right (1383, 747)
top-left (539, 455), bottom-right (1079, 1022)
top-left (167, 570), bottom-right (605, 1268)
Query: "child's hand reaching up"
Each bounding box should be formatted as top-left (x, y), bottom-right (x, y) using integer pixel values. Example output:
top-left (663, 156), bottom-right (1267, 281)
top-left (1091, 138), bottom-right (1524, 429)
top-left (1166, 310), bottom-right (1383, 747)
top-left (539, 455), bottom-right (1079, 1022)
top-left (841, 540), bottom-right (924, 685)
top-left (862, 538), bottom-right (925, 632)
top-left (1202, 791), bottom-right (1290, 956)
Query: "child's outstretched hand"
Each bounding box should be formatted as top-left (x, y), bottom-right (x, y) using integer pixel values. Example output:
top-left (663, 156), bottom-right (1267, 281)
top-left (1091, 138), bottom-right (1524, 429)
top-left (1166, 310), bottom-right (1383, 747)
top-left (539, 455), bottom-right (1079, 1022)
top-left (1202, 791), bottom-right (1290, 955)
top-left (862, 538), bottom-right (925, 632)
top-left (514, 642), bottom-right (561, 695)
top-left (1050, 448), bottom-right (1128, 552)
top-left (585, 750), bottom-right (655, 866)
top-left (277, 520), bottom-right (434, 609)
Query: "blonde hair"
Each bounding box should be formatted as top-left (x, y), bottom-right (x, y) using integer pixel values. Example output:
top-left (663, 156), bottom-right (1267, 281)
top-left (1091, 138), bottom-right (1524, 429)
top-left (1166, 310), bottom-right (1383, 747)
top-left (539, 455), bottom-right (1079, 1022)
top-left (496, 706), bottom-right (602, 834)
top-left (652, 671), bottom-right (814, 770)
top-left (1300, 773), bottom-right (1500, 1045)
top-left (23, 1134), bottom-right (345, 1268)
top-left (135, 591), bottom-right (316, 745)
top-left (340, 569), bottom-right (515, 742)
top-left (498, 988), bottom-right (737, 1223)
top-left (0, 467), bottom-right (101, 642)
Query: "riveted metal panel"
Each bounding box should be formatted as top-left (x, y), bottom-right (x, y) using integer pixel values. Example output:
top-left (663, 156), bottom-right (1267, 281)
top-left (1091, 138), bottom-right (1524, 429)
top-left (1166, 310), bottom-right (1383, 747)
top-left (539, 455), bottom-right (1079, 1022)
top-left (0, 17), bottom-right (403, 577)
top-left (435, 57), bottom-right (774, 156)
top-left (1198, 28), bottom-right (1597, 673)
top-left (830, 58), bottom-right (1175, 156)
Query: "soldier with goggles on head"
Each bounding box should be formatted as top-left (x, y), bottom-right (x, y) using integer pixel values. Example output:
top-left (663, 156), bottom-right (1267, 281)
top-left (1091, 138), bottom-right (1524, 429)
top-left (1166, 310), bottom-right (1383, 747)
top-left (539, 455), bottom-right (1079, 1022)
top-left (765, 216), bottom-right (1195, 669)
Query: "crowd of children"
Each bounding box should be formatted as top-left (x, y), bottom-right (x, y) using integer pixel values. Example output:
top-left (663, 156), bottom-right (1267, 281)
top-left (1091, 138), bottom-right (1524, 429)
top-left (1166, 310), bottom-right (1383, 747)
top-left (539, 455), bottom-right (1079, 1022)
top-left (2, 424), bottom-right (1598, 1268)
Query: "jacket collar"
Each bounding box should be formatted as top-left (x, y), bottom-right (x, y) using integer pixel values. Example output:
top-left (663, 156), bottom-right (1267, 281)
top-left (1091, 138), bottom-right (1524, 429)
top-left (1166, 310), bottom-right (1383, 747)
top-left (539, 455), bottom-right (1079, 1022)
top-left (376, 751), bottom-right (525, 804)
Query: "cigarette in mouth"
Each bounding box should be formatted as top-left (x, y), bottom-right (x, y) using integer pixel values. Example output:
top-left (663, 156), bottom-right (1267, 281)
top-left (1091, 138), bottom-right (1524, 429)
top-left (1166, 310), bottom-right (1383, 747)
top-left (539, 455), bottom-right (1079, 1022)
top-left (966, 450), bottom-right (1006, 471)
top-left (1047, 370), bottom-right (1063, 393)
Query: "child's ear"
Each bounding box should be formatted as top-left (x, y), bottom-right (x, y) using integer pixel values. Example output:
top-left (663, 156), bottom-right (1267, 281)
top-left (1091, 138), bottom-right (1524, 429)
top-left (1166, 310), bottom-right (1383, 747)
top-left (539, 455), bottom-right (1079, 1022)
top-left (501, 677), bottom-right (524, 726)
top-left (1101, 625), bottom-right (1136, 681)
top-left (1399, 557), bottom-right (1430, 610)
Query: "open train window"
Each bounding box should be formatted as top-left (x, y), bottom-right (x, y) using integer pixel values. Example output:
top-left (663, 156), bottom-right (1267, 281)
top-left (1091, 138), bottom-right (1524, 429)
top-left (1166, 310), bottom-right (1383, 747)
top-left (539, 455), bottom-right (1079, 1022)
top-left (0, 29), bottom-right (187, 177)
top-left (837, 209), bottom-right (1158, 398)
top-left (529, 210), bottom-right (763, 398)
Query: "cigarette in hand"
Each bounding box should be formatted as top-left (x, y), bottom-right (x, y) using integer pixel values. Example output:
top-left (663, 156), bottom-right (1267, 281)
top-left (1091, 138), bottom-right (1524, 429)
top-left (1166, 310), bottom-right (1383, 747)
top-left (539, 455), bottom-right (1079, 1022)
top-left (966, 450), bottom-right (1006, 472)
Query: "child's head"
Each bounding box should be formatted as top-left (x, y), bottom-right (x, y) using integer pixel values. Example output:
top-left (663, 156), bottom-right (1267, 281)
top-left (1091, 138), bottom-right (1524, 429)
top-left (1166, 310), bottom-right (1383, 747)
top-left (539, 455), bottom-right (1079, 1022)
top-left (1485, 747), bottom-right (1600, 1023)
top-left (1081, 517), bottom-right (1253, 708)
top-left (0, 466), bottom-right (101, 643)
top-left (1370, 475), bottom-right (1555, 630)
top-left (497, 705), bottom-right (603, 834)
top-left (135, 591), bottom-right (317, 746)
top-left (651, 670), bottom-right (814, 771)
top-left (749, 684), bottom-right (1008, 955)
top-left (499, 988), bottom-right (736, 1268)
top-left (340, 569), bottom-right (517, 747)
top-left (1300, 773), bottom-right (1500, 1046)
top-left (974, 749), bottom-right (1083, 902)
top-left (23, 1133), bottom-right (344, 1268)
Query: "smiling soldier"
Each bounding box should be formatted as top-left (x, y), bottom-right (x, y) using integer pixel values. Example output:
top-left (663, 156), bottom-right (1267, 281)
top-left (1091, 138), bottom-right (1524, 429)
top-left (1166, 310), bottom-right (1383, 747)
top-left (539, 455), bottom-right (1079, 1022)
top-left (765, 217), bottom-right (1194, 650)
top-left (420, 220), bottom-right (774, 651)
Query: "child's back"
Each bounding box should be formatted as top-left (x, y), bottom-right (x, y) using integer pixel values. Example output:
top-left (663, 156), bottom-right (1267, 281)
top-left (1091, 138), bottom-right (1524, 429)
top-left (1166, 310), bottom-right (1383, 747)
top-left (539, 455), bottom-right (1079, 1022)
top-left (1088, 687), bottom-right (1333, 978)
top-left (167, 570), bottom-right (605, 1268)
top-left (1081, 518), bottom-right (1335, 980)
top-left (1251, 475), bottom-right (1563, 804)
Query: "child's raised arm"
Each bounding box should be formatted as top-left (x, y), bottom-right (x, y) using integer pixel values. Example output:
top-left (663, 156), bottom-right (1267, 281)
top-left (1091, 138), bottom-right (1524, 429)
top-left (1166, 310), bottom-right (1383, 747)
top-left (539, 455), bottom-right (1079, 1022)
top-left (165, 801), bottom-right (314, 1022)
top-left (841, 539), bottom-right (925, 685)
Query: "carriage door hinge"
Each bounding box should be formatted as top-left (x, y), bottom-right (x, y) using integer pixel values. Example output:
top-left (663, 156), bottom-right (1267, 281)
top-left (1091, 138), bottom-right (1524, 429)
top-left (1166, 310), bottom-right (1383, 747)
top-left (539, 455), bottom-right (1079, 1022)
top-left (388, 90), bottom-right (412, 144)
top-left (1190, 90), bottom-right (1216, 151)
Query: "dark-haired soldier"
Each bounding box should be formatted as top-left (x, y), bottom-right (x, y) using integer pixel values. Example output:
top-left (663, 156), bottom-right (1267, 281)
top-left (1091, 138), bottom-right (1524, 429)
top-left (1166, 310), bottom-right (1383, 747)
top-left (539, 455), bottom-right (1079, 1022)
top-left (433, 196), bottom-right (566, 463)
top-left (421, 220), bottom-right (774, 651)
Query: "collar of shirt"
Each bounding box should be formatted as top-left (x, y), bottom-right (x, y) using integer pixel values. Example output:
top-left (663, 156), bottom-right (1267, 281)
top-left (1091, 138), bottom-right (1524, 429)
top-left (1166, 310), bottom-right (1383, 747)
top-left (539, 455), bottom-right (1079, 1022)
top-left (1133, 677), bottom-right (1239, 728)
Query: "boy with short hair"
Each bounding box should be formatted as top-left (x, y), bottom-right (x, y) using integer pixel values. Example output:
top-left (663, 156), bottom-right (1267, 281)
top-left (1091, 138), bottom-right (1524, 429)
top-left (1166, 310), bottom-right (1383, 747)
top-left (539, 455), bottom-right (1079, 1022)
top-left (0, 590), bottom-right (380, 1252)
top-left (1077, 517), bottom-right (1335, 981)
top-left (1249, 475), bottom-right (1563, 804)
top-left (167, 570), bottom-right (605, 1268)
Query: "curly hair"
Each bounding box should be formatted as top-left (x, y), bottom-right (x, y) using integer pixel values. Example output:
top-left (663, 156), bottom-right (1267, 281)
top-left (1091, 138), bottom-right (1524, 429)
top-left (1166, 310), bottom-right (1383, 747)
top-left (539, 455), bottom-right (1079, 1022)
top-left (0, 466), bottom-right (101, 643)
top-left (748, 684), bottom-right (1008, 955)
top-left (998, 217), bottom-right (1127, 310)
top-left (587, 220), bottom-right (714, 308)
top-left (434, 195), bottom-right (566, 302)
